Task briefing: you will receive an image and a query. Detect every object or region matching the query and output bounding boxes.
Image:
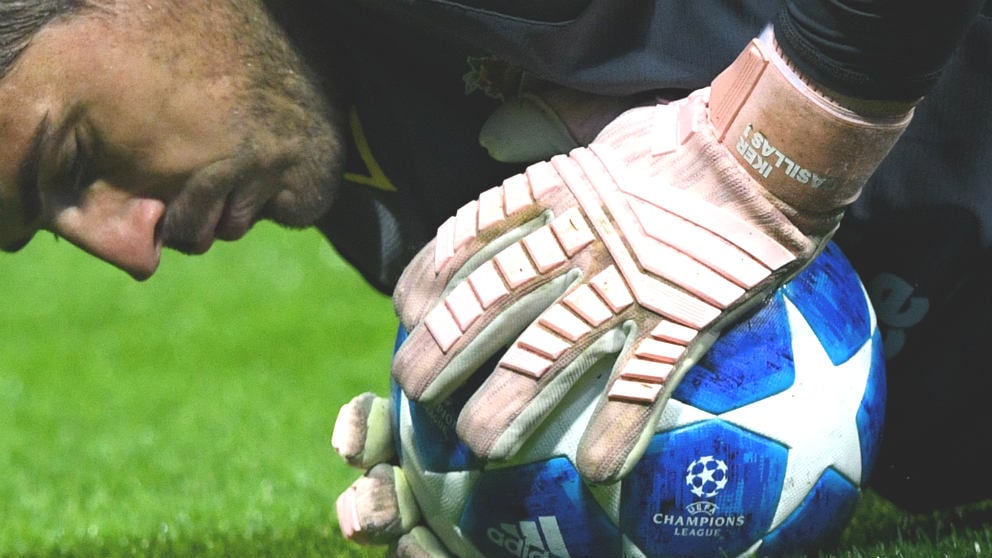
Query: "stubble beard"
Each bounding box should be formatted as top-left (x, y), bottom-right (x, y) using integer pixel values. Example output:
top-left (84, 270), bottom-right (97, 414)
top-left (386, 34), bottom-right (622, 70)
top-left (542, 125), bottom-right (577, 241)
top-left (228, 0), bottom-right (346, 231)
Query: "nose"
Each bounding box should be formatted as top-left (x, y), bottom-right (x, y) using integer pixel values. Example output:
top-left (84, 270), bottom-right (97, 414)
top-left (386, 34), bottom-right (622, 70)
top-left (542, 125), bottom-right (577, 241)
top-left (51, 185), bottom-right (166, 281)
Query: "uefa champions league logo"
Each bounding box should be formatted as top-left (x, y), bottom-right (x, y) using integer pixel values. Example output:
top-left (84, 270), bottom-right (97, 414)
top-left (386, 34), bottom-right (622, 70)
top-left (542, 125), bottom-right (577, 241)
top-left (652, 455), bottom-right (745, 536)
top-left (685, 456), bottom-right (729, 499)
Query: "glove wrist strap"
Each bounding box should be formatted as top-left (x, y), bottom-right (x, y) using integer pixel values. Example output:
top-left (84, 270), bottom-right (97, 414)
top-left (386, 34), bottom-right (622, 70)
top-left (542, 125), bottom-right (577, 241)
top-left (708, 38), bottom-right (914, 215)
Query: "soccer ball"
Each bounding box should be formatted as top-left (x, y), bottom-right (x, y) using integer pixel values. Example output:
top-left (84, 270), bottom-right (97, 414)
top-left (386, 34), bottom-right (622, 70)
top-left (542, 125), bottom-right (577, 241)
top-left (391, 242), bottom-right (886, 558)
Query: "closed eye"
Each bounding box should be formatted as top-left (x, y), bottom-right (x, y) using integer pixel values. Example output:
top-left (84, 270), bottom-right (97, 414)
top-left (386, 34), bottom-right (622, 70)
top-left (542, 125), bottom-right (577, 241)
top-left (67, 129), bottom-right (96, 193)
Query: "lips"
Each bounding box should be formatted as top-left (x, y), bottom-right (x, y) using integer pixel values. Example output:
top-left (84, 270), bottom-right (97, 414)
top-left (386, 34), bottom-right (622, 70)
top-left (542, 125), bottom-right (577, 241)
top-left (159, 189), bottom-right (263, 255)
top-left (159, 201), bottom-right (222, 255)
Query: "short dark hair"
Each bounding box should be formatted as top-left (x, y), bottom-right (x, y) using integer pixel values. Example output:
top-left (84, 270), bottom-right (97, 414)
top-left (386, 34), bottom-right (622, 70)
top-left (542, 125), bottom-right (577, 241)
top-left (0, 0), bottom-right (91, 78)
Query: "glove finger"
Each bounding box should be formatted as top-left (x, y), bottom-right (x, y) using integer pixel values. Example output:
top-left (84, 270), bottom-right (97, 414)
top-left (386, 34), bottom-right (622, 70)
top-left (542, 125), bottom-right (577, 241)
top-left (392, 263), bottom-right (580, 403)
top-left (392, 164), bottom-right (607, 403)
top-left (388, 526), bottom-right (454, 558)
top-left (336, 464), bottom-right (421, 546)
top-left (454, 263), bottom-right (644, 460)
top-left (332, 392), bottom-right (395, 469)
top-left (393, 160), bottom-right (578, 330)
top-left (573, 330), bottom-right (720, 484)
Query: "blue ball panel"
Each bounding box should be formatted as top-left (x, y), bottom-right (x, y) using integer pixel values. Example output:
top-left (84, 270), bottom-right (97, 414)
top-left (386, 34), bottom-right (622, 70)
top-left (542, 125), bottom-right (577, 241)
top-left (391, 328), bottom-right (409, 460)
top-left (783, 242), bottom-right (871, 365)
top-left (391, 381), bottom-right (404, 459)
top-left (407, 396), bottom-right (482, 472)
top-left (673, 294), bottom-right (795, 414)
top-left (621, 421), bottom-right (788, 558)
top-left (461, 458), bottom-right (620, 558)
top-left (857, 329), bottom-right (887, 482)
top-left (758, 468), bottom-right (860, 557)
top-left (393, 326), bottom-right (493, 472)
top-left (393, 326), bottom-right (408, 353)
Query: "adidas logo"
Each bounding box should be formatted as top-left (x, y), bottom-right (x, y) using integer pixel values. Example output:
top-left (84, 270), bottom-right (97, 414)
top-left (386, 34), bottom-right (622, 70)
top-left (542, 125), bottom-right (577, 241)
top-left (486, 516), bottom-right (572, 558)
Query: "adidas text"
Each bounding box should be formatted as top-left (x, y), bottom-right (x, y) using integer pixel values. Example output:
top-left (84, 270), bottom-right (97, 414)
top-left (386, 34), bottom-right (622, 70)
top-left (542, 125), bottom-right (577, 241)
top-left (487, 517), bottom-right (572, 558)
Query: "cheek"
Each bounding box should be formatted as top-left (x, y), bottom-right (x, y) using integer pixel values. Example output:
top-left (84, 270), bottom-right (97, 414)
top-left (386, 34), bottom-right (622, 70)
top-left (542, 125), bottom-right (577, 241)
top-left (98, 112), bottom-right (243, 189)
top-left (96, 75), bottom-right (245, 179)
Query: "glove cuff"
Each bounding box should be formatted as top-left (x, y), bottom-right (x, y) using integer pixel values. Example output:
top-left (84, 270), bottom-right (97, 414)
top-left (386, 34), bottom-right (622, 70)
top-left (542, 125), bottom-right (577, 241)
top-left (708, 38), bottom-right (914, 215)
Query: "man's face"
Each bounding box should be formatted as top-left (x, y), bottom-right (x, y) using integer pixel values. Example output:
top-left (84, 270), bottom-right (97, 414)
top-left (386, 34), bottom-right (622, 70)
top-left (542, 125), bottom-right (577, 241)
top-left (0, 1), bottom-right (343, 279)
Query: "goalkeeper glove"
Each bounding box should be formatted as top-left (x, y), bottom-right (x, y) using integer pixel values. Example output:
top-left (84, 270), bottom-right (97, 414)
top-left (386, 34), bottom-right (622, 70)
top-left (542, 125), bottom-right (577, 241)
top-left (392, 34), bottom-right (914, 483)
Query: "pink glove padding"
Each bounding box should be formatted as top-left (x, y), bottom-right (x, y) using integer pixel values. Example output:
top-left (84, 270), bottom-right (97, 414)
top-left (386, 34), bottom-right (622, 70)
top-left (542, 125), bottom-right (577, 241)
top-left (392, 37), bottom-right (913, 483)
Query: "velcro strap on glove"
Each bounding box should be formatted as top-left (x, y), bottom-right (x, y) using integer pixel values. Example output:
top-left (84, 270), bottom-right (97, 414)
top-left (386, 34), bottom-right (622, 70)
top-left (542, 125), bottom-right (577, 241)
top-left (709, 39), bottom-right (913, 218)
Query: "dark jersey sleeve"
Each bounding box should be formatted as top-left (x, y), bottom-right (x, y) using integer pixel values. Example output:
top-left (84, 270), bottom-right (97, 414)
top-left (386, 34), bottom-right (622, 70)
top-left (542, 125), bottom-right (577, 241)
top-left (350, 0), bottom-right (779, 95)
top-left (774, 0), bottom-right (986, 100)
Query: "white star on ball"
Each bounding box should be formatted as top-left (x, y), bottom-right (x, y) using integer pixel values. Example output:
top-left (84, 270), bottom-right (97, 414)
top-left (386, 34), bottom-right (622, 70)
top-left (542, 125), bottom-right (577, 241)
top-left (719, 297), bottom-right (875, 530)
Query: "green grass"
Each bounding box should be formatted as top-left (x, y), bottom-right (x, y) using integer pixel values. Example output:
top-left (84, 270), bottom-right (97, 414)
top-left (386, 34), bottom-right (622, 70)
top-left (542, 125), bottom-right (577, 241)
top-left (1, 223), bottom-right (990, 557)
top-left (1, 224), bottom-right (391, 557)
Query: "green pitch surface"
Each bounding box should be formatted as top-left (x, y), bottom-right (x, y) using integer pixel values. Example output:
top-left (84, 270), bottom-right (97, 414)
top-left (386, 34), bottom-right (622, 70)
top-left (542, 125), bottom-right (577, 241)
top-left (1, 224), bottom-right (390, 557)
top-left (2, 224), bottom-right (990, 558)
